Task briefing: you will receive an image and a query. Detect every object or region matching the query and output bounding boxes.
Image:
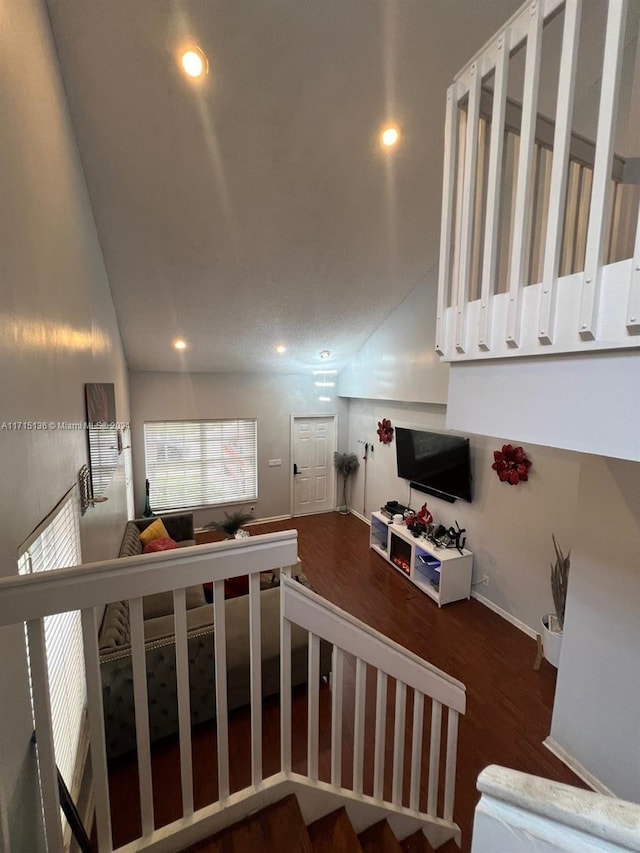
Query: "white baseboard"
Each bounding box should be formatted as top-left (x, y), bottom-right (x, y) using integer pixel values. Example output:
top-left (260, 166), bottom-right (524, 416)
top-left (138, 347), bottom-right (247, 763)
top-left (543, 737), bottom-right (615, 797)
top-left (471, 590), bottom-right (537, 639)
top-left (349, 509), bottom-right (369, 525)
top-left (247, 514), bottom-right (291, 525)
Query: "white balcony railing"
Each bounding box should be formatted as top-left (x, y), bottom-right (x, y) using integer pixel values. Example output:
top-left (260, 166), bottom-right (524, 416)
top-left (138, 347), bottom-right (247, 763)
top-left (436, 0), bottom-right (640, 362)
top-left (0, 532), bottom-right (465, 851)
top-left (472, 765), bottom-right (640, 853)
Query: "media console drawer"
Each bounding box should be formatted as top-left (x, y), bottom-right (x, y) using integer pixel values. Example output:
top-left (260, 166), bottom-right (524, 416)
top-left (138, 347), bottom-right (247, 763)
top-left (369, 511), bottom-right (473, 606)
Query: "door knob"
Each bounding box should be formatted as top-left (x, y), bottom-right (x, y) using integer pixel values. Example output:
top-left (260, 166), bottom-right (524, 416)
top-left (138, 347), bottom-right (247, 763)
top-left (293, 463), bottom-right (298, 475)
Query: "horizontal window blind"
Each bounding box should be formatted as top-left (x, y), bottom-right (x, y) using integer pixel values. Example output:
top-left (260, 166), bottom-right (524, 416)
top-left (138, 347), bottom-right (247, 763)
top-left (18, 490), bottom-right (85, 797)
top-left (144, 419), bottom-right (258, 511)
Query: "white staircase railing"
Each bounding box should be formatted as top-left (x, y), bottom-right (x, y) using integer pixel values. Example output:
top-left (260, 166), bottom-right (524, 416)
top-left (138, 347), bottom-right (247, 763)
top-left (0, 532), bottom-right (465, 851)
top-left (472, 765), bottom-right (640, 853)
top-left (436, 0), bottom-right (640, 362)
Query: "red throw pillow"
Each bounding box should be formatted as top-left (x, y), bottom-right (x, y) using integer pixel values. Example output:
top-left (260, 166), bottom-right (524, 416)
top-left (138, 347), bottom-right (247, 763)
top-left (143, 537), bottom-right (178, 553)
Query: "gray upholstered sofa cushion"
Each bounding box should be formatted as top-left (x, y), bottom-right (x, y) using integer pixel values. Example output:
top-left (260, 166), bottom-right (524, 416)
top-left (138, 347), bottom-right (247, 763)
top-left (99, 514), bottom-right (330, 759)
top-left (100, 587), bottom-right (331, 758)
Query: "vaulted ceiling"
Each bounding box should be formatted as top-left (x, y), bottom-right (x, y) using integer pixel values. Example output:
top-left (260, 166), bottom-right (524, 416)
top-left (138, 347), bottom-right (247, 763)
top-left (47, 0), bottom-right (523, 374)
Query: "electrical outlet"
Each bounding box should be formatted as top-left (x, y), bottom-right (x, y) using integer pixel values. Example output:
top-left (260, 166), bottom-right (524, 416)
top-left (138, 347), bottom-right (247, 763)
top-left (480, 574), bottom-right (489, 587)
top-left (250, 505), bottom-right (255, 514)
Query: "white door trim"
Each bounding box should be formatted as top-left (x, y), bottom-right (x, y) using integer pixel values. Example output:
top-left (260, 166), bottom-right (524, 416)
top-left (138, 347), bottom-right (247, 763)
top-left (290, 414), bottom-right (338, 518)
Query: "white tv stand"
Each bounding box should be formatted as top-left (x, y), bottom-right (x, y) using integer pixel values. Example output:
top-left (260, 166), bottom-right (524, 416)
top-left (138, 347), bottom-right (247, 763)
top-left (370, 511), bottom-right (473, 606)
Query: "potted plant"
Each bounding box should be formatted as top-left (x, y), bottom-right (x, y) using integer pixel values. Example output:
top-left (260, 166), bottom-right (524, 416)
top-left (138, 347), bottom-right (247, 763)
top-left (541, 534), bottom-right (570, 668)
top-left (204, 509), bottom-right (254, 539)
top-left (333, 452), bottom-right (360, 515)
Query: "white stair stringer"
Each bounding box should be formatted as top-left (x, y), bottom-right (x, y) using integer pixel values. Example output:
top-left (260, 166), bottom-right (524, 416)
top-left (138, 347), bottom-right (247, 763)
top-left (289, 772), bottom-right (461, 849)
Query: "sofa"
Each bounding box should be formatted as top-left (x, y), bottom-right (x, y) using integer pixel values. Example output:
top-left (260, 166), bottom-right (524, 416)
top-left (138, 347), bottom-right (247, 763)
top-left (98, 514), bottom-right (331, 759)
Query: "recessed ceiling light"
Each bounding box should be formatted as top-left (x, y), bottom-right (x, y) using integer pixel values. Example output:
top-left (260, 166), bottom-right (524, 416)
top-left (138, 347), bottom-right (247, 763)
top-left (319, 350), bottom-right (330, 359)
top-left (318, 396), bottom-right (331, 402)
top-left (276, 344), bottom-right (287, 354)
top-left (314, 381), bottom-right (335, 388)
top-left (180, 47), bottom-right (208, 79)
top-left (312, 369), bottom-right (338, 375)
top-left (380, 126), bottom-right (400, 148)
top-left (173, 339), bottom-right (188, 350)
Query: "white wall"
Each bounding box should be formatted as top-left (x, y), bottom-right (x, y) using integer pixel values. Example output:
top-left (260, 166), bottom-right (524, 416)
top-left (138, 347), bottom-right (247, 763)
top-left (0, 0), bottom-right (130, 847)
top-left (338, 278), bottom-right (449, 404)
top-left (446, 353), bottom-right (640, 463)
top-left (550, 455), bottom-right (640, 801)
top-left (129, 371), bottom-right (348, 527)
top-left (347, 398), bottom-right (581, 632)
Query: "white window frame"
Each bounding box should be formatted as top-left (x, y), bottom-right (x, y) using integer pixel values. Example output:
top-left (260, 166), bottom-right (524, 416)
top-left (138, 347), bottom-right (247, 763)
top-left (143, 418), bottom-right (258, 512)
top-left (18, 488), bottom-right (86, 804)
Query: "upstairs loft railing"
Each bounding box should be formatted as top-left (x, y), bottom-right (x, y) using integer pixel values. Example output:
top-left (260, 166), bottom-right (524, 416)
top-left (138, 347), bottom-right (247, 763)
top-left (436, 0), bottom-right (640, 362)
top-left (0, 533), bottom-right (465, 852)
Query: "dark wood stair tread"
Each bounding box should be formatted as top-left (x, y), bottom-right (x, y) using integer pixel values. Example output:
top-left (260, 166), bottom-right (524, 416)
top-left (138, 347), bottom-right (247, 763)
top-left (185, 794), bottom-right (311, 853)
top-left (308, 806), bottom-right (362, 852)
top-left (401, 831), bottom-right (458, 853)
top-left (358, 819), bottom-right (402, 852)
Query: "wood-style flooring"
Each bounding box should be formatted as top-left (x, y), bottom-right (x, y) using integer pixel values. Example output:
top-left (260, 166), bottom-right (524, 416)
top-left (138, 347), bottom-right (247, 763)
top-left (104, 512), bottom-right (584, 852)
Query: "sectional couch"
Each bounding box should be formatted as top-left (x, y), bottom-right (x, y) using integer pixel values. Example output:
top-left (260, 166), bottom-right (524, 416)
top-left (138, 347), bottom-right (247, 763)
top-left (98, 514), bottom-right (331, 759)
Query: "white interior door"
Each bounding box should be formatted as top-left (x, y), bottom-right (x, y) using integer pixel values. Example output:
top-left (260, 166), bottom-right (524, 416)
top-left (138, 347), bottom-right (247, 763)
top-left (292, 416), bottom-right (335, 517)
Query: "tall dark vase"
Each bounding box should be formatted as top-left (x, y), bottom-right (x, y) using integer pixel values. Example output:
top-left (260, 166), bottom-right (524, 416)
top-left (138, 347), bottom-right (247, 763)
top-left (142, 478), bottom-right (155, 518)
top-left (339, 475), bottom-right (350, 515)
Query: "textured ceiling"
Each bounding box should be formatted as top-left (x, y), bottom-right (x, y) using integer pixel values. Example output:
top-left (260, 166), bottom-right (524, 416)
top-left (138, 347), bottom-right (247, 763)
top-left (47, 0), bottom-right (523, 374)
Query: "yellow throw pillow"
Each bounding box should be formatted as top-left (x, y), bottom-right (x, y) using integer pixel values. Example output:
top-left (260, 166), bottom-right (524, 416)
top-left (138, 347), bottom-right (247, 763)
top-left (139, 518), bottom-right (170, 546)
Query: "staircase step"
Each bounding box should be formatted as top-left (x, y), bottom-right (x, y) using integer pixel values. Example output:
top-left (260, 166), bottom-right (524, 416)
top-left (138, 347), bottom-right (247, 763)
top-left (400, 831), bottom-right (458, 853)
top-left (185, 794), bottom-right (311, 853)
top-left (358, 819), bottom-right (402, 852)
top-left (308, 806), bottom-right (362, 853)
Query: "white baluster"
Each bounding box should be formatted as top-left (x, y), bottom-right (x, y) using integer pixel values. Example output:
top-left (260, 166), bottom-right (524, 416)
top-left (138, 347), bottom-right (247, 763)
top-left (26, 618), bottom-right (64, 852)
top-left (506, 0), bottom-right (543, 348)
top-left (129, 596), bottom-right (154, 836)
top-left (173, 587), bottom-right (194, 816)
top-left (353, 658), bottom-right (367, 794)
top-left (443, 709), bottom-right (459, 822)
top-left (249, 572), bottom-right (262, 787)
top-left (213, 579), bottom-right (229, 801)
top-left (427, 700), bottom-right (442, 816)
top-left (331, 647), bottom-right (344, 788)
top-left (374, 670), bottom-right (387, 800)
top-left (627, 199), bottom-right (640, 333)
top-left (580, 0), bottom-right (628, 339)
top-left (478, 27), bottom-right (510, 351)
top-left (456, 65), bottom-right (482, 353)
top-left (409, 691), bottom-right (424, 811)
top-left (392, 681), bottom-right (407, 805)
top-left (539, 0), bottom-right (582, 344)
top-left (308, 632), bottom-right (320, 782)
top-left (81, 607), bottom-right (113, 851)
top-left (436, 84), bottom-right (461, 356)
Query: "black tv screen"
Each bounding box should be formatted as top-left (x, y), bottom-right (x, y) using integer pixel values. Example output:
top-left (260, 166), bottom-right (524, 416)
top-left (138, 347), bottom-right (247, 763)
top-left (395, 427), bottom-right (472, 503)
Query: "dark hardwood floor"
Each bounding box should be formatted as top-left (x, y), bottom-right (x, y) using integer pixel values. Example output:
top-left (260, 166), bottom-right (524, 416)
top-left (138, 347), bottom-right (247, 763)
top-left (104, 512), bottom-right (583, 851)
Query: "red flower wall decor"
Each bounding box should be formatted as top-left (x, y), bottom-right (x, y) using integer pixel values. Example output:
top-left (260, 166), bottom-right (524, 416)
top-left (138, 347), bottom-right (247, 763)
top-left (492, 444), bottom-right (532, 485)
top-left (377, 418), bottom-right (394, 444)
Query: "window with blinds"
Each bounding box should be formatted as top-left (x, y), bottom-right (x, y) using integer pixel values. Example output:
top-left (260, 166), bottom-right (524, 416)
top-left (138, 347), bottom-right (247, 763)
top-left (144, 419), bottom-right (258, 512)
top-left (18, 490), bottom-right (85, 796)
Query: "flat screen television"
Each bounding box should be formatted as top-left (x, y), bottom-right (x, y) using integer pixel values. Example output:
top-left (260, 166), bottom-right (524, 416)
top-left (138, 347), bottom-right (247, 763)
top-left (395, 427), bottom-right (472, 503)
